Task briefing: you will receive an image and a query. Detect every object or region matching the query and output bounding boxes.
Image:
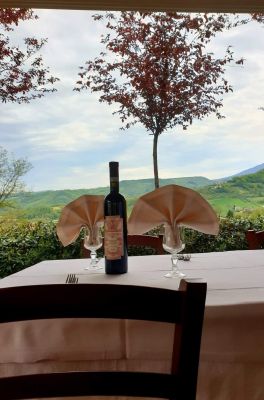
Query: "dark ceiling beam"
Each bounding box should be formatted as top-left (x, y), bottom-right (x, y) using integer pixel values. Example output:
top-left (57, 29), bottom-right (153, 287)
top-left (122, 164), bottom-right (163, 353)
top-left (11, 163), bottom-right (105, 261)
top-left (1, 0), bottom-right (264, 13)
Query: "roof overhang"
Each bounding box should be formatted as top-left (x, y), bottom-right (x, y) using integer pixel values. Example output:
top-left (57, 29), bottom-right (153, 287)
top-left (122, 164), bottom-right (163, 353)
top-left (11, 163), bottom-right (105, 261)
top-left (1, 0), bottom-right (264, 13)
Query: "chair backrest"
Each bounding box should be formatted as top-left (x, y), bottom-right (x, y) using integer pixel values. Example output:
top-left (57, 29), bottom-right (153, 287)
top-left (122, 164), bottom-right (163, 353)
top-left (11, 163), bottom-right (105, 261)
top-left (82, 234), bottom-right (165, 257)
top-left (0, 279), bottom-right (206, 399)
top-left (246, 229), bottom-right (264, 249)
top-left (127, 234), bottom-right (165, 255)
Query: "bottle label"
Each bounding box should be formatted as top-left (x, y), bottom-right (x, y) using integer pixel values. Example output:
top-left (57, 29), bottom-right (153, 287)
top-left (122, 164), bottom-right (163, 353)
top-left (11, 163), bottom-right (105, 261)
top-left (104, 216), bottom-right (124, 260)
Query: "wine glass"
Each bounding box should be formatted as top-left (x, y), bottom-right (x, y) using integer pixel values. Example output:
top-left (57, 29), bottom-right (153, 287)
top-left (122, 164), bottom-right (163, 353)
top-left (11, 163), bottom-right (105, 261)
top-left (163, 224), bottom-right (186, 278)
top-left (84, 224), bottom-right (103, 270)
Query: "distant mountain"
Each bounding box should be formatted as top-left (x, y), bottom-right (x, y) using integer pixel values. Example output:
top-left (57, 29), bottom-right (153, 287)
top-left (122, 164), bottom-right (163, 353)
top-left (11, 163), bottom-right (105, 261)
top-left (233, 163), bottom-right (264, 177)
top-left (216, 163), bottom-right (264, 182)
top-left (200, 169), bottom-right (264, 197)
top-left (9, 175), bottom-right (213, 210)
top-left (198, 169), bottom-right (264, 214)
top-left (119, 176), bottom-right (212, 197)
top-left (2, 164), bottom-right (263, 219)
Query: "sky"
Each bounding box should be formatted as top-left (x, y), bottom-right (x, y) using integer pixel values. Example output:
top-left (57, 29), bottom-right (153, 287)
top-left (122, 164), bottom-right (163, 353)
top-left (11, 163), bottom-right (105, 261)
top-left (0, 10), bottom-right (264, 191)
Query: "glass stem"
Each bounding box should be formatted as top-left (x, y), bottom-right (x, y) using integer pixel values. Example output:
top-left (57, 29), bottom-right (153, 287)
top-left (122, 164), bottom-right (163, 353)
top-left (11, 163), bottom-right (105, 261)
top-left (90, 250), bottom-right (97, 265)
top-left (171, 253), bottom-right (179, 272)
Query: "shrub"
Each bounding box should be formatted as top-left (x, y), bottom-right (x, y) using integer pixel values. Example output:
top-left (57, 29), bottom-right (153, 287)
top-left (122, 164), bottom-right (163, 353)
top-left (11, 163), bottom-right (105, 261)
top-left (0, 216), bottom-right (263, 278)
top-left (0, 220), bottom-right (81, 278)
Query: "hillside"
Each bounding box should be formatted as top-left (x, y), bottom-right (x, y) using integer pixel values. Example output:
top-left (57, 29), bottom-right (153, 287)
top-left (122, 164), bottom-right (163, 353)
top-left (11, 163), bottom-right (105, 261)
top-left (199, 169), bottom-right (264, 214)
top-left (9, 175), bottom-right (212, 209)
top-left (233, 163), bottom-right (264, 177)
top-left (118, 176), bottom-right (211, 196)
top-left (2, 168), bottom-right (263, 219)
top-left (215, 163), bottom-right (264, 182)
top-left (200, 169), bottom-right (264, 197)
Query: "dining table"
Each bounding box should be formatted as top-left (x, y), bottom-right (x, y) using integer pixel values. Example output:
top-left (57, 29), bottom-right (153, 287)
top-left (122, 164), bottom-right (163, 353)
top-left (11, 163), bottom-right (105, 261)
top-left (0, 249), bottom-right (263, 400)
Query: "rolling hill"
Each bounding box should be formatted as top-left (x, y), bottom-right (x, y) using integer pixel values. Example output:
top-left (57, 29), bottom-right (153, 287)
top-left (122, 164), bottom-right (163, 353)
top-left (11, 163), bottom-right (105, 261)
top-left (200, 169), bottom-right (264, 197)
top-left (199, 169), bottom-right (264, 214)
top-left (215, 163), bottom-right (264, 182)
top-left (9, 175), bottom-right (213, 209)
top-left (2, 166), bottom-right (263, 219)
top-left (232, 163), bottom-right (264, 177)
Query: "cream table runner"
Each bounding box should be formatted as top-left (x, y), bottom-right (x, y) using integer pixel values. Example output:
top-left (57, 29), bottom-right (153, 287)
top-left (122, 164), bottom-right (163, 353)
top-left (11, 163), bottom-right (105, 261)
top-left (0, 250), bottom-right (263, 400)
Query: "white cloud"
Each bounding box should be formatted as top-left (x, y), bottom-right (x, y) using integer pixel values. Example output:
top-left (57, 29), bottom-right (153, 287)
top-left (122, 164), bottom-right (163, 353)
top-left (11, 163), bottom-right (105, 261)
top-left (0, 11), bottom-right (263, 191)
top-left (27, 121), bottom-right (112, 152)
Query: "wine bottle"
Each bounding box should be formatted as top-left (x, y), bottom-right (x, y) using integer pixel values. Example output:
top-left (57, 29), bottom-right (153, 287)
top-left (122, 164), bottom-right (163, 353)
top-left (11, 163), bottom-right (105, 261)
top-left (104, 161), bottom-right (128, 274)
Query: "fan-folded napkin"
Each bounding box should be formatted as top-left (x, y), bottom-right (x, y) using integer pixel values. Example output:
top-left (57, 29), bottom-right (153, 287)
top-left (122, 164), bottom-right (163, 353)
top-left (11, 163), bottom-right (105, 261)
top-left (56, 195), bottom-right (104, 246)
top-left (128, 184), bottom-right (219, 240)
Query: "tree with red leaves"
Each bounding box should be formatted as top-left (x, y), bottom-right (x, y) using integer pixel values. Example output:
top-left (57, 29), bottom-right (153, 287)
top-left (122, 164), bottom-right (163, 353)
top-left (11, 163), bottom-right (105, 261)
top-left (0, 8), bottom-right (58, 104)
top-left (75, 12), bottom-right (248, 188)
top-left (251, 13), bottom-right (264, 23)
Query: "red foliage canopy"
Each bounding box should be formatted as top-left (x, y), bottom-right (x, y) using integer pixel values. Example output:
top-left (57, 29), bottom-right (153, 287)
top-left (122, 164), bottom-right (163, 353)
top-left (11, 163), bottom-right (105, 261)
top-left (75, 12), bottom-right (263, 187)
top-left (0, 8), bottom-right (58, 103)
top-left (76, 12), bottom-right (245, 135)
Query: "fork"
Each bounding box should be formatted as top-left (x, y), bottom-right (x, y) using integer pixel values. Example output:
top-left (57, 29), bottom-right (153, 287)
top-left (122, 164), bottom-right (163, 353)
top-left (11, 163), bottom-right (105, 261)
top-left (65, 274), bottom-right (78, 284)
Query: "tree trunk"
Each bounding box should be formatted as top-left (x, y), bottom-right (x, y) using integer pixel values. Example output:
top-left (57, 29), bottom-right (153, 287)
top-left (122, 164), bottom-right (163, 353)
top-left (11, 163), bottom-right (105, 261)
top-left (153, 133), bottom-right (159, 189)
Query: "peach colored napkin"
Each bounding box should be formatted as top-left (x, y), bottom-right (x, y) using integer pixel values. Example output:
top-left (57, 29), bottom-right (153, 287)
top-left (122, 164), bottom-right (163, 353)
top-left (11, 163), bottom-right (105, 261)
top-left (128, 185), bottom-right (219, 246)
top-left (56, 195), bottom-right (104, 246)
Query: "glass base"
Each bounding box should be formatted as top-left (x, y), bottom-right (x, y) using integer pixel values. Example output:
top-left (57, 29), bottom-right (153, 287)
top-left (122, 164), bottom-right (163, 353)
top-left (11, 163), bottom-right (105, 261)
top-left (84, 264), bottom-right (103, 271)
top-left (84, 258), bottom-right (103, 271)
top-left (84, 248), bottom-right (103, 271)
top-left (164, 252), bottom-right (186, 278)
top-left (164, 269), bottom-right (186, 278)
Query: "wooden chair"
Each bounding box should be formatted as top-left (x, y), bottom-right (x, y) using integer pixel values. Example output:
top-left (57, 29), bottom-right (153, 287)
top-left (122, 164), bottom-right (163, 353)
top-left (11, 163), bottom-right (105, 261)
top-left (127, 234), bottom-right (165, 255)
top-left (82, 234), bottom-right (165, 257)
top-left (0, 280), bottom-right (206, 399)
top-left (246, 229), bottom-right (264, 249)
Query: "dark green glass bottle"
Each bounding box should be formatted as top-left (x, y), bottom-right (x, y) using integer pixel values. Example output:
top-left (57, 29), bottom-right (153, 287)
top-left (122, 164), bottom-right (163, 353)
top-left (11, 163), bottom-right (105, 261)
top-left (104, 162), bottom-right (128, 274)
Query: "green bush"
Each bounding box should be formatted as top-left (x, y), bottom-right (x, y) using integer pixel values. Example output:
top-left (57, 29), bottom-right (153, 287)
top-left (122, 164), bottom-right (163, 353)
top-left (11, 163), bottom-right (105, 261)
top-left (0, 220), bottom-right (81, 278)
top-left (0, 216), bottom-right (263, 278)
top-left (148, 216), bottom-right (264, 253)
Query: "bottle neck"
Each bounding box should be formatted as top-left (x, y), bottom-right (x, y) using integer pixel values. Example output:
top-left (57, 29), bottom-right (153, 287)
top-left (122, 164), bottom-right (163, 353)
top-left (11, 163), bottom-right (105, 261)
top-left (110, 177), bottom-right (119, 193)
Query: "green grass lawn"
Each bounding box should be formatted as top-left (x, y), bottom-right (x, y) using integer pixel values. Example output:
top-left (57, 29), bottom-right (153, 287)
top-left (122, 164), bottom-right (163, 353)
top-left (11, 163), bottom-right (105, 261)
top-left (209, 197), bottom-right (259, 215)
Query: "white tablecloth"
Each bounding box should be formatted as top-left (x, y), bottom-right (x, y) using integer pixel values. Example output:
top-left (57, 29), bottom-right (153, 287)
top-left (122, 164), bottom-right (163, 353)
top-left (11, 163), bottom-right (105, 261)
top-left (0, 250), bottom-right (263, 400)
